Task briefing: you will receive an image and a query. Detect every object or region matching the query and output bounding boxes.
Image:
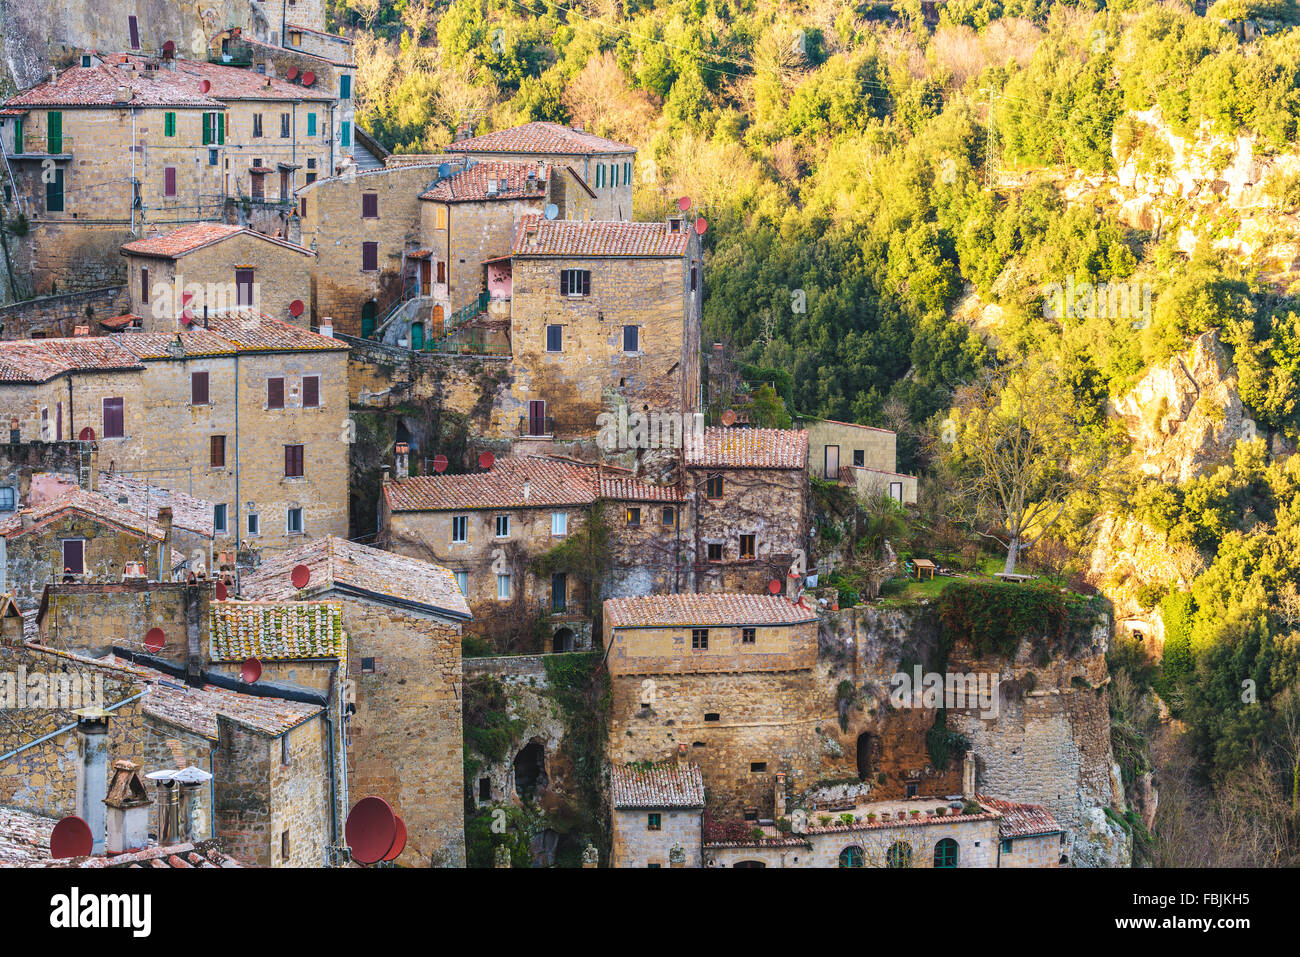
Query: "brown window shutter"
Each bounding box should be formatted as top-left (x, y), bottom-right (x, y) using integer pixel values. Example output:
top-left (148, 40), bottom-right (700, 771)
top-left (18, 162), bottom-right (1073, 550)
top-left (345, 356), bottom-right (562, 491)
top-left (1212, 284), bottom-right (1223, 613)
top-left (210, 434), bottom-right (225, 468)
top-left (192, 371), bottom-right (209, 405)
top-left (268, 377), bottom-right (284, 409)
top-left (302, 376), bottom-right (319, 408)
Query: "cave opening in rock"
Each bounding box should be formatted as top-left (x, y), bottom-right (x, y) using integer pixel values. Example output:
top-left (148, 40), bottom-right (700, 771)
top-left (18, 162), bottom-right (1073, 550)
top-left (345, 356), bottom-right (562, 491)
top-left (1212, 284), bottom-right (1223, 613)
top-left (514, 740), bottom-right (549, 799)
top-left (856, 732), bottom-right (879, 781)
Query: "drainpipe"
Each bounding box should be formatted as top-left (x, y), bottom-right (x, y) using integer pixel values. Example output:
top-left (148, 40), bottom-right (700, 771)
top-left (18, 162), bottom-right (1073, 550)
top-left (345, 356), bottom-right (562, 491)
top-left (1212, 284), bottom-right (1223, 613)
top-left (208, 745), bottom-right (216, 838)
top-left (322, 664), bottom-right (344, 863)
top-left (233, 351), bottom-right (240, 559)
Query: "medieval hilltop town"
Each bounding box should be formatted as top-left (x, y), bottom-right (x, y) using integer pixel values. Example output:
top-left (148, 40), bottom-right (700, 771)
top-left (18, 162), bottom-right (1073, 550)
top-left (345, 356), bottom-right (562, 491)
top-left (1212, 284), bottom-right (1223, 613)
top-left (0, 0), bottom-right (1131, 870)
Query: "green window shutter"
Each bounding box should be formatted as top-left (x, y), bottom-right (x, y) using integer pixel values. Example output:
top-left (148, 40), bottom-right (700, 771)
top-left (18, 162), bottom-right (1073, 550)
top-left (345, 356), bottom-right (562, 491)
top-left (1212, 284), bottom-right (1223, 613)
top-left (625, 160), bottom-right (631, 182)
top-left (307, 112), bottom-right (317, 137)
top-left (47, 111), bottom-right (62, 153)
top-left (202, 114), bottom-right (211, 146)
top-left (217, 113), bottom-right (225, 145)
top-left (341, 121), bottom-right (351, 147)
top-left (340, 75), bottom-right (351, 99)
top-left (46, 167), bottom-right (64, 212)
top-left (13, 117), bottom-right (21, 154)
top-left (164, 112), bottom-right (176, 137)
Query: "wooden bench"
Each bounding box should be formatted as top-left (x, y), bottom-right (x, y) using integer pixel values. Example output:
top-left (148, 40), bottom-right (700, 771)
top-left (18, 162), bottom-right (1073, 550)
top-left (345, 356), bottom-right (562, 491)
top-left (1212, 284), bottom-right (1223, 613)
top-left (993, 572), bottom-right (1033, 584)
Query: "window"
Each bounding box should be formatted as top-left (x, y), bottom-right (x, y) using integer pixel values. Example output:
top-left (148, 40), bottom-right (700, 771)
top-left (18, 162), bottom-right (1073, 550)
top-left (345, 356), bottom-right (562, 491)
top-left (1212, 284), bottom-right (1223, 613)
top-left (479, 778), bottom-right (491, 800)
top-left (0, 487), bottom-right (15, 511)
top-left (704, 713), bottom-right (720, 722)
top-left (559, 269), bottom-right (590, 297)
top-left (281, 733), bottom-right (291, 766)
top-left (289, 29), bottom-right (302, 46)
top-left (739, 534), bottom-right (756, 560)
top-left (284, 444), bottom-right (305, 478)
top-left (661, 507), bottom-right (675, 526)
top-left (208, 148), bottom-right (218, 167)
top-left (905, 783), bottom-right (918, 798)
top-left (496, 573), bottom-right (511, 600)
top-left (247, 512), bottom-right (260, 536)
top-left (551, 512), bottom-right (567, 537)
top-left (624, 160), bottom-right (632, 182)
top-left (62, 539), bottom-right (85, 575)
top-left (853, 449), bottom-right (865, 467)
top-left (455, 571), bottom-right (468, 596)
top-left (545, 324), bottom-right (562, 352)
top-left (435, 206), bottom-right (447, 230)
top-left (102, 397), bottom-right (124, 438)
top-left (625, 507), bottom-right (641, 527)
top-left (690, 265), bottom-right (698, 291)
top-left (307, 112), bottom-right (317, 137)
top-left (128, 15), bottom-right (140, 48)
top-left (451, 515), bottom-right (467, 543)
top-left (267, 376), bottom-right (285, 409)
top-left (705, 473), bottom-right (723, 499)
top-left (252, 113), bottom-right (263, 138)
top-left (647, 813), bottom-right (661, 831)
top-left (750, 762), bottom-right (766, 773)
top-left (45, 167), bottom-right (64, 212)
top-left (1000, 839), bottom-right (1013, 854)
top-left (300, 196), bottom-right (308, 217)
top-left (213, 503), bottom-right (228, 534)
top-left (838, 846), bottom-right (864, 868)
top-left (691, 628), bottom-right (708, 650)
top-left (742, 627), bottom-right (756, 644)
top-left (886, 841), bottom-right (913, 869)
top-left (551, 573), bottom-right (567, 612)
top-left (362, 192), bottom-right (378, 218)
top-left (707, 543), bottom-right (723, 563)
top-left (12, 116), bottom-right (20, 153)
top-left (340, 75), bottom-right (352, 99)
top-left (495, 515), bottom-right (510, 538)
top-left (201, 112), bottom-right (224, 146)
top-left (622, 325), bottom-right (639, 353)
top-left (140, 267), bottom-right (150, 306)
top-left (341, 121), bottom-right (351, 147)
top-left (209, 434), bottom-right (226, 468)
top-left (360, 657), bottom-right (375, 673)
top-left (191, 370), bottom-right (210, 405)
top-left (934, 839), bottom-right (959, 869)
top-left (362, 241), bottom-right (378, 271)
top-left (286, 507), bottom-right (303, 534)
top-left (47, 110), bottom-right (62, 153)
top-left (236, 269), bottom-right (254, 307)
top-left (302, 375), bottom-right (320, 408)
top-left (164, 112), bottom-right (176, 137)
top-left (280, 113), bottom-right (290, 138)
top-left (280, 830), bottom-right (290, 860)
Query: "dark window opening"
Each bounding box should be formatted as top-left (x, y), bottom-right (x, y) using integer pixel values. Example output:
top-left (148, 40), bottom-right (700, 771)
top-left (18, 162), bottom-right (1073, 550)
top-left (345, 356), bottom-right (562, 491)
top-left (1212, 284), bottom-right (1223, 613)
top-left (513, 741), bottom-right (548, 800)
top-left (750, 762), bottom-right (766, 773)
top-left (705, 473), bottom-right (723, 498)
top-left (742, 627), bottom-right (756, 644)
top-left (360, 657), bottom-right (375, 673)
top-left (479, 778), bottom-right (491, 800)
top-left (691, 628), bottom-right (708, 650)
top-left (704, 713), bottom-right (720, 722)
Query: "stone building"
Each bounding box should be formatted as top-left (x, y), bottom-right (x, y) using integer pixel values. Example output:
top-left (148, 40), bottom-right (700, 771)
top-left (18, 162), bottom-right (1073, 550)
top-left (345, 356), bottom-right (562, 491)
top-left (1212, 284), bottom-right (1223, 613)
top-left (0, 312), bottom-right (350, 551)
top-left (448, 121), bottom-right (635, 221)
top-left (609, 759), bottom-right (704, 868)
top-left (381, 454), bottom-right (687, 649)
top-left (604, 593), bottom-right (820, 819)
top-left (803, 417), bottom-right (918, 504)
top-left (982, 797), bottom-right (1065, 867)
top-left (120, 223), bottom-right (314, 329)
top-left (506, 215), bottom-right (703, 441)
top-left (239, 535), bottom-right (472, 866)
top-left (685, 428), bottom-right (811, 593)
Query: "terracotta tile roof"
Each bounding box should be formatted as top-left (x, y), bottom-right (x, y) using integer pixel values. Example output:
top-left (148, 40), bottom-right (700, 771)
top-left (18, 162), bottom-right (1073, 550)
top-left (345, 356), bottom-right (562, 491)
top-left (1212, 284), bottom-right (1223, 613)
top-left (811, 418), bottom-right (896, 434)
top-left (980, 797), bottom-right (1063, 839)
top-left (0, 488), bottom-right (166, 542)
top-left (96, 474), bottom-right (216, 539)
top-left (0, 337), bottom-right (141, 383)
top-left (113, 329), bottom-right (238, 359)
top-left (4, 64), bottom-right (226, 109)
top-left (800, 804), bottom-right (1002, 836)
top-left (200, 313), bottom-right (347, 352)
top-left (685, 428), bottom-right (809, 470)
top-left (603, 594), bottom-right (817, 628)
top-left (0, 807), bottom-right (57, 866)
top-left (172, 58), bottom-right (335, 102)
top-left (599, 472), bottom-right (685, 502)
top-left (384, 456), bottom-right (600, 512)
top-left (512, 215), bottom-right (690, 258)
top-left (239, 535), bottom-right (471, 620)
top-left (421, 160), bottom-right (548, 202)
top-left (100, 313), bottom-right (142, 330)
top-left (449, 121), bottom-right (633, 156)
top-left (120, 223), bottom-right (244, 258)
top-left (611, 761), bottom-right (705, 809)
top-left (12, 834), bottom-right (244, 868)
top-left (208, 601), bottom-right (346, 662)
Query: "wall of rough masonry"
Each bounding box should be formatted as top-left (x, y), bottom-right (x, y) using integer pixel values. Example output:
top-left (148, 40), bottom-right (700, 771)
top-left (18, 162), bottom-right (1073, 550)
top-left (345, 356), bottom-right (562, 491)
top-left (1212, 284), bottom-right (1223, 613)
top-left (0, 441), bottom-right (85, 501)
top-left (0, 285), bottom-right (129, 338)
top-left (999, 831), bottom-right (1063, 867)
top-left (3, 513), bottom-right (162, 610)
top-left (38, 582), bottom-right (211, 661)
top-left (269, 713), bottom-right (332, 867)
top-left (213, 711), bottom-right (274, 866)
top-left (611, 806), bottom-right (701, 868)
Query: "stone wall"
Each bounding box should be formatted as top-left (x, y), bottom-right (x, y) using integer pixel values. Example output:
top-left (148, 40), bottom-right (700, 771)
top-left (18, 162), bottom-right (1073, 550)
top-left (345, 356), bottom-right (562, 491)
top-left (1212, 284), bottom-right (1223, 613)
top-left (611, 806), bottom-right (702, 868)
top-left (269, 713), bottom-right (333, 866)
top-left (0, 285), bottom-right (129, 338)
top-left (689, 465), bottom-right (810, 593)
top-left (37, 581), bottom-right (211, 661)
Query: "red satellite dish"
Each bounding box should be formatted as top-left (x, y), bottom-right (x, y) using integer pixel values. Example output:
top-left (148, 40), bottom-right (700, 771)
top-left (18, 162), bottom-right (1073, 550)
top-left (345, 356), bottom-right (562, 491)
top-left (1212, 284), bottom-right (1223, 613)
top-left (291, 564), bottom-right (311, 589)
top-left (215, 582), bottom-right (228, 601)
top-left (301, 71), bottom-right (315, 87)
top-left (287, 66), bottom-right (299, 81)
top-left (694, 217), bottom-right (707, 235)
top-left (431, 454), bottom-right (448, 473)
top-left (289, 299), bottom-right (304, 317)
top-left (382, 816), bottom-right (407, 862)
top-left (78, 427), bottom-right (95, 441)
top-left (162, 40), bottom-right (175, 55)
top-left (50, 816), bottom-right (94, 859)
top-left (144, 627), bottom-right (166, 653)
top-left (721, 409), bottom-right (737, 427)
top-left (478, 452), bottom-right (495, 470)
top-left (345, 797), bottom-right (397, 865)
top-left (181, 310), bottom-right (195, 326)
top-left (677, 196), bottom-right (691, 212)
top-left (199, 79), bottom-right (211, 94)
top-left (240, 657), bottom-right (262, 683)
top-left (768, 579), bottom-right (782, 594)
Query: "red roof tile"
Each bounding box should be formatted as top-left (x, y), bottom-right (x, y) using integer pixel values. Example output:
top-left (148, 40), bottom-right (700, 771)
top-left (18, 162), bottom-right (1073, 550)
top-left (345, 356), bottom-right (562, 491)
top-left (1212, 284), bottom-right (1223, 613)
top-left (603, 594), bottom-right (817, 628)
top-left (96, 474), bottom-right (217, 538)
top-left (200, 312), bottom-right (347, 352)
top-left (685, 428), bottom-right (809, 470)
top-left (0, 337), bottom-right (142, 382)
top-left (421, 160), bottom-right (549, 203)
top-left (512, 215), bottom-right (690, 258)
top-left (449, 121), bottom-right (633, 156)
top-left (120, 223), bottom-right (313, 259)
top-left (4, 64), bottom-right (225, 109)
top-left (173, 58), bottom-right (333, 102)
top-left (979, 797), bottom-right (1063, 839)
top-left (0, 488), bottom-right (167, 541)
top-left (611, 761), bottom-right (705, 809)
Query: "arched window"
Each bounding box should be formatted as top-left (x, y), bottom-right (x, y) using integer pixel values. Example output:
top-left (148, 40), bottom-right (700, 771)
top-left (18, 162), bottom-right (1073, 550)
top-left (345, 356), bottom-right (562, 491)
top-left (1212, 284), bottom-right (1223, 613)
top-left (886, 841), bottom-right (913, 868)
top-left (933, 838), bottom-right (958, 869)
top-left (838, 846), bottom-right (864, 868)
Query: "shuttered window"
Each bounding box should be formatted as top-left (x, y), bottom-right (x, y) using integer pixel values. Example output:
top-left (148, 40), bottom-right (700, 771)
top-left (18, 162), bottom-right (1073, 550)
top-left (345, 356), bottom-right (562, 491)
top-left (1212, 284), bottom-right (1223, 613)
top-left (307, 112), bottom-right (316, 136)
top-left (164, 166), bottom-right (177, 197)
top-left (46, 111), bottom-right (62, 153)
top-left (362, 242), bottom-right (377, 271)
top-left (210, 434), bottom-right (226, 468)
top-left (102, 397), bottom-right (124, 438)
top-left (164, 112), bottom-right (176, 137)
top-left (284, 444), bottom-right (304, 477)
top-left (559, 269), bottom-right (589, 297)
top-left (45, 168), bottom-right (63, 211)
top-left (302, 375), bottom-right (320, 408)
top-left (362, 193), bottom-right (378, 218)
top-left (267, 376), bottom-right (285, 409)
top-left (191, 370), bottom-right (209, 405)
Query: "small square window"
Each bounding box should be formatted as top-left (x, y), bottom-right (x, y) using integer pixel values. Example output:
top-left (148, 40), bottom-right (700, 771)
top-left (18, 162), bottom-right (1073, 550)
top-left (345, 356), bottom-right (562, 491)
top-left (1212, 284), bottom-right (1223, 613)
top-left (691, 628), bottom-right (708, 650)
top-left (853, 449), bottom-right (865, 467)
top-left (705, 473), bottom-right (723, 499)
top-left (707, 543), bottom-right (723, 563)
top-left (661, 507), bottom-right (675, 526)
top-left (739, 534), bottom-right (756, 560)
top-left (905, 783), bottom-right (918, 798)
top-left (622, 325), bottom-right (639, 353)
top-left (1001, 839), bottom-right (1013, 853)
top-left (626, 507), bottom-right (641, 527)
top-left (647, 813), bottom-right (661, 831)
top-left (361, 657), bottom-right (375, 673)
top-left (750, 762), bottom-right (766, 773)
top-left (452, 515), bottom-right (468, 543)
top-left (213, 503), bottom-right (228, 534)
top-left (704, 713), bottom-right (720, 722)
top-left (247, 512), bottom-right (260, 536)
top-left (742, 627), bottom-right (756, 644)
top-left (0, 487), bottom-right (14, 511)
top-left (551, 512), bottom-right (567, 537)
top-left (495, 515), bottom-right (510, 538)
top-left (286, 507), bottom-right (303, 534)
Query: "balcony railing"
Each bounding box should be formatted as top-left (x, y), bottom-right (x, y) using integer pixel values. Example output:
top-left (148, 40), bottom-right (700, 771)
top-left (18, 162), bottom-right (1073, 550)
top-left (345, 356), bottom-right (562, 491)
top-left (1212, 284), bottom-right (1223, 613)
top-left (517, 415), bottom-right (555, 438)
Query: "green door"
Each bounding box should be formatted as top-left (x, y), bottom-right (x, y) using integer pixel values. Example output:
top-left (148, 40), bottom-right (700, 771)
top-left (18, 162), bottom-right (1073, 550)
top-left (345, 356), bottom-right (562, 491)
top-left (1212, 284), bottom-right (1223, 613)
top-left (410, 322), bottom-right (424, 350)
top-left (360, 300), bottom-right (377, 338)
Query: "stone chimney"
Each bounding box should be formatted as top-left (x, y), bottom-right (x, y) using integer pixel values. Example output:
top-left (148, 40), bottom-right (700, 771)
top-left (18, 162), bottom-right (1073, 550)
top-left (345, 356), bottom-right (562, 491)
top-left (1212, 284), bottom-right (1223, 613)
top-left (962, 750), bottom-right (976, 801)
top-left (774, 771), bottom-right (787, 820)
top-left (319, 319), bottom-right (333, 338)
top-left (675, 742), bottom-right (688, 767)
top-left (103, 759), bottom-right (151, 854)
top-left (156, 505), bottom-right (174, 545)
top-left (394, 442), bottom-right (409, 480)
top-left (455, 122), bottom-right (472, 142)
top-left (380, 464), bottom-right (391, 485)
top-left (74, 709), bottom-right (110, 855)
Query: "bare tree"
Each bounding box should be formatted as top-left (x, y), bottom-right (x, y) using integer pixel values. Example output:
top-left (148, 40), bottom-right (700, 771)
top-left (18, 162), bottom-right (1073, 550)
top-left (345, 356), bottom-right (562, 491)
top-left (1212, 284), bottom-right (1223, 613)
top-left (946, 362), bottom-right (1117, 576)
